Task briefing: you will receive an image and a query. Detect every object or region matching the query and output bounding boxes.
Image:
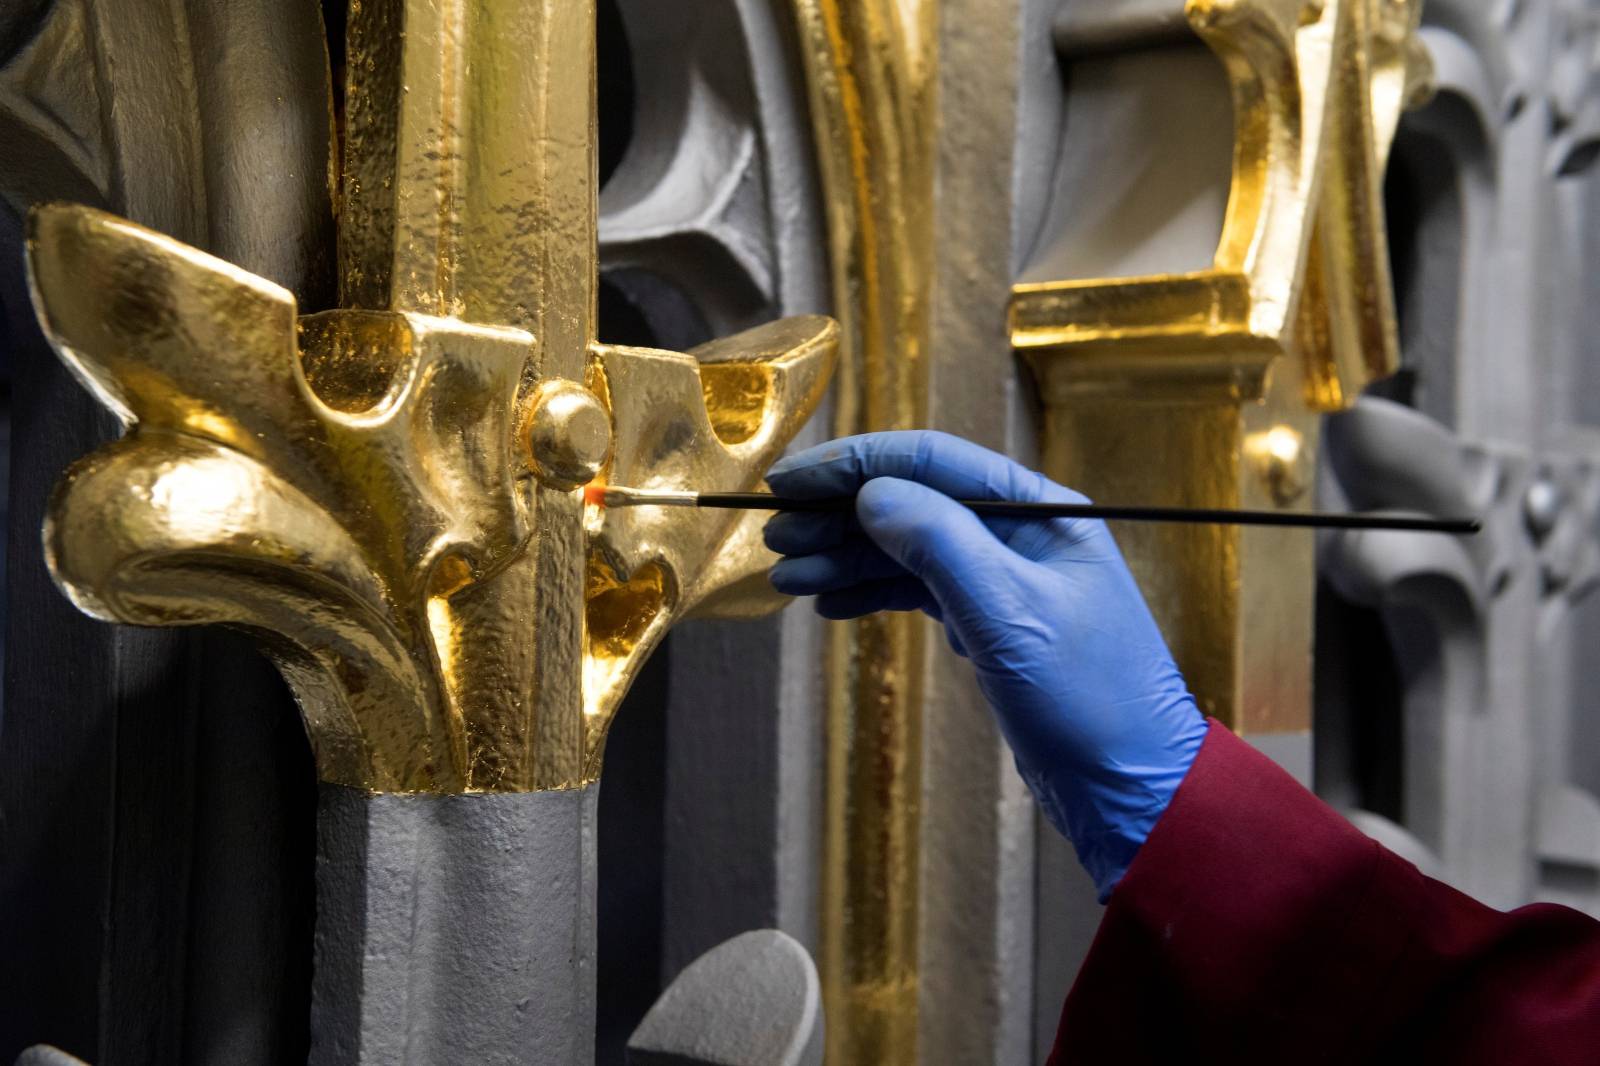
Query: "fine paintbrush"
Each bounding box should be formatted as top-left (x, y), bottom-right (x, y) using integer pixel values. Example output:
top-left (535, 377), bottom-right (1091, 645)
top-left (584, 486), bottom-right (1481, 535)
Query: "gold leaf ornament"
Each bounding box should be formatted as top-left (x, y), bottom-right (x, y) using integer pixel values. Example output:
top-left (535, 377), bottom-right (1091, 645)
top-left (30, 202), bottom-right (836, 794)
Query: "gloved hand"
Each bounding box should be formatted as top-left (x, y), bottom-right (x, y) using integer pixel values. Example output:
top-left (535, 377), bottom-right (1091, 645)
top-left (764, 431), bottom-right (1209, 900)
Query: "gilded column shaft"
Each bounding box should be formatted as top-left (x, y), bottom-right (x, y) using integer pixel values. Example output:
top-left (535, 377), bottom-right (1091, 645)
top-left (340, 0), bottom-right (599, 789)
top-left (791, 2), bottom-right (939, 1062)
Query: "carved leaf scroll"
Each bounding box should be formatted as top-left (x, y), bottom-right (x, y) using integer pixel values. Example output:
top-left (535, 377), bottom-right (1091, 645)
top-left (31, 202), bottom-right (836, 793)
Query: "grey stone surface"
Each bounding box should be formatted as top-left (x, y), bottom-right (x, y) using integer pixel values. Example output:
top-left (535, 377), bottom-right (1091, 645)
top-left (627, 930), bottom-right (822, 1066)
top-left (600, 0), bottom-right (827, 336)
top-left (1053, 0), bottom-right (1190, 58)
top-left (920, 3), bottom-right (1039, 1064)
top-left (1031, 829), bottom-right (1101, 1058)
top-left (1017, 42), bottom-right (1231, 286)
top-left (660, 622), bottom-right (790, 980)
top-left (1319, 397), bottom-right (1506, 892)
top-left (1312, 0), bottom-right (1600, 923)
top-left (1245, 732), bottom-right (1313, 788)
top-left (309, 782), bottom-right (600, 1065)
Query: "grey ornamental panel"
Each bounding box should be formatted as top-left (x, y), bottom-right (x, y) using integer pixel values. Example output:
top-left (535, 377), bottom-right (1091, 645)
top-left (1317, 396), bottom-right (1509, 889)
top-left (1318, 5), bottom-right (1548, 897)
top-left (1315, 0), bottom-right (1600, 920)
top-left (1526, 456), bottom-right (1600, 912)
top-left (1526, 0), bottom-right (1600, 914)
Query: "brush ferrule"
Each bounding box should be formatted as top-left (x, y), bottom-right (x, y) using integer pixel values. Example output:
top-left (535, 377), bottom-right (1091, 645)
top-left (597, 487), bottom-right (697, 508)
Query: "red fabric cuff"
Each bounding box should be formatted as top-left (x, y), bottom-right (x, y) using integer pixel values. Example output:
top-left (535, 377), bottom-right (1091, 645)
top-left (1050, 720), bottom-right (1426, 1061)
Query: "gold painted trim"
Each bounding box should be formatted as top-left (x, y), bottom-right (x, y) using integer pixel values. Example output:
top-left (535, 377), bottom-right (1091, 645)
top-left (791, 0), bottom-right (939, 1062)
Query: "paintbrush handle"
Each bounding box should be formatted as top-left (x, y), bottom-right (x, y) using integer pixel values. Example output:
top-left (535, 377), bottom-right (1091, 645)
top-left (693, 493), bottom-right (1480, 534)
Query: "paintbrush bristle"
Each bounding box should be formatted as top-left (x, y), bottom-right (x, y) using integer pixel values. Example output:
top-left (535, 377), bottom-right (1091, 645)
top-left (581, 485), bottom-right (699, 509)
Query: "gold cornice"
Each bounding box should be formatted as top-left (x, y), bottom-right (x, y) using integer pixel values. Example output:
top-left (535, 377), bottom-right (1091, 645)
top-left (1013, 0), bottom-right (1434, 406)
top-left (1014, 0), bottom-right (1335, 383)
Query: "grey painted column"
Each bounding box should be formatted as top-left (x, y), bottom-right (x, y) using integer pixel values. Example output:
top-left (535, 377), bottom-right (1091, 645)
top-left (918, 2), bottom-right (1040, 1064)
top-left (309, 783), bottom-right (600, 1065)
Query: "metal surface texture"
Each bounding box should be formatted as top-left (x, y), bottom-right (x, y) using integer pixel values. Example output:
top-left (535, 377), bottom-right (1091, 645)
top-left (790, 1), bottom-right (938, 1062)
top-left (1012, 0), bottom-right (1433, 735)
top-left (25, 0), bottom-right (837, 794)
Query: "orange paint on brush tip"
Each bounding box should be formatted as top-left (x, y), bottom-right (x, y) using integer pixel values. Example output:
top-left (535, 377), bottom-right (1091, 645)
top-left (583, 484), bottom-right (609, 508)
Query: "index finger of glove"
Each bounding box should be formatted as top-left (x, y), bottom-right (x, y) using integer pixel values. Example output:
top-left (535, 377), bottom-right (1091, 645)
top-left (853, 476), bottom-right (1017, 627)
top-left (767, 430), bottom-right (1080, 505)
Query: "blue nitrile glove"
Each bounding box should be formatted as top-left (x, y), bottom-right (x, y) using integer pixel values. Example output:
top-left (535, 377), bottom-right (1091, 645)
top-left (764, 431), bottom-right (1208, 900)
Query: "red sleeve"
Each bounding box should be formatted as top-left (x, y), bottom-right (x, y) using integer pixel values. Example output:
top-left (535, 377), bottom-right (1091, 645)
top-left (1048, 721), bottom-right (1600, 1064)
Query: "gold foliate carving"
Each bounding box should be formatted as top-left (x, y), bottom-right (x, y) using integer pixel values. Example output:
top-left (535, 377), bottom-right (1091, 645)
top-left (1011, 0), bottom-right (1431, 734)
top-left (28, 0), bottom-right (837, 793)
top-left (792, 1), bottom-right (938, 1063)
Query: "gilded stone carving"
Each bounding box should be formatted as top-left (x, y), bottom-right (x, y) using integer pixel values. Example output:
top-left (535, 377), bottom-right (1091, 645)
top-left (791, 1), bottom-right (938, 1062)
top-left (27, 0), bottom-right (837, 794)
top-left (1011, 0), bottom-right (1433, 734)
